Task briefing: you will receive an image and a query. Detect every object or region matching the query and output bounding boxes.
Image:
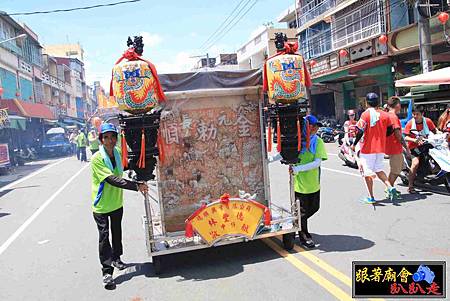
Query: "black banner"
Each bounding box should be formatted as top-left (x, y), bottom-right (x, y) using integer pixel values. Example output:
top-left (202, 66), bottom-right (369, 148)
top-left (353, 261), bottom-right (446, 298)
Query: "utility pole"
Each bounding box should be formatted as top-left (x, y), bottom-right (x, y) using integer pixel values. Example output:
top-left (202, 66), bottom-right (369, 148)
top-left (416, 0), bottom-right (436, 73)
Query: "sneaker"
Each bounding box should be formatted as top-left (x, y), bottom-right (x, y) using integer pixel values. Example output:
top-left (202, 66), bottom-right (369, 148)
top-left (387, 187), bottom-right (400, 201)
top-left (102, 274), bottom-right (115, 289)
top-left (112, 258), bottom-right (127, 270)
top-left (385, 188), bottom-right (401, 201)
top-left (298, 231), bottom-right (315, 248)
top-left (362, 197), bottom-right (376, 204)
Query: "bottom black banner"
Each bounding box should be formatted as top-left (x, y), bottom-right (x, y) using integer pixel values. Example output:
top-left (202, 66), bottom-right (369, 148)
top-left (352, 261), bottom-right (446, 298)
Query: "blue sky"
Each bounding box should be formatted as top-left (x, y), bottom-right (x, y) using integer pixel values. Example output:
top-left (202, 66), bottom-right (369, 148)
top-left (3, 0), bottom-right (292, 88)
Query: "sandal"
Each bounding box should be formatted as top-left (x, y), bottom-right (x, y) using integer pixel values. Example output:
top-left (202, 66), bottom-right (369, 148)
top-left (408, 187), bottom-right (418, 194)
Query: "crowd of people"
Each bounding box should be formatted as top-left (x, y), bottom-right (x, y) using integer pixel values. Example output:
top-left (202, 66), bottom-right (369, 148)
top-left (268, 93), bottom-right (449, 251)
top-left (68, 128), bottom-right (100, 162)
top-left (347, 93), bottom-right (449, 201)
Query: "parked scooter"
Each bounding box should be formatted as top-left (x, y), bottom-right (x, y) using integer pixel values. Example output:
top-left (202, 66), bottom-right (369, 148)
top-left (13, 145), bottom-right (38, 165)
top-left (399, 131), bottom-right (450, 192)
top-left (317, 127), bottom-right (336, 143)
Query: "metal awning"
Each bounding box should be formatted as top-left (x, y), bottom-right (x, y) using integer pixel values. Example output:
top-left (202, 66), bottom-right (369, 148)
top-left (8, 115), bottom-right (26, 130)
top-left (395, 67), bottom-right (450, 87)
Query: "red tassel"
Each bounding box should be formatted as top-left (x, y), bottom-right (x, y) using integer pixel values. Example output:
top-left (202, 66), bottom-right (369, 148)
top-left (137, 129), bottom-right (146, 168)
top-left (276, 116), bottom-right (281, 152)
top-left (267, 119), bottom-right (272, 152)
top-left (121, 130), bottom-right (128, 169)
top-left (185, 220), bottom-right (193, 238)
top-left (264, 208), bottom-right (271, 226)
top-left (297, 117), bottom-right (302, 152)
top-left (306, 120), bottom-right (311, 150)
top-left (157, 131), bottom-right (165, 164)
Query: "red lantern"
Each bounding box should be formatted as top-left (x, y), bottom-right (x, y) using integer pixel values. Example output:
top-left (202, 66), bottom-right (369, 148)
top-left (0, 87), bottom-right (3, 97)
top-left (378, 34), bottom-right (388, 45)
top-left (339, 49), bottom-right (348, 57)
top-left (309, 60), bottom-right (317, 67)
top-left (438, 12), bottom-right (449, 25)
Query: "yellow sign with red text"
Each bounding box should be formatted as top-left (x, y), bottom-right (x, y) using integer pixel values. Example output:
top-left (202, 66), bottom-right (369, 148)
top-left (185, 195), bottom-right (271, 245)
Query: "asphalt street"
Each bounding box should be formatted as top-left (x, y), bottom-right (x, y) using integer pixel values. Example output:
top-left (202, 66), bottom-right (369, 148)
top-left (0, 144), bottom-right (449, 301)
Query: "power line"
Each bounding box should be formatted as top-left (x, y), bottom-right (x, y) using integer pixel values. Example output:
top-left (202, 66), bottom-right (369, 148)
top-left (201, 0), bottom-right (255, 51)
top-left (199, 0), bottom-right (248, 50)
top-left (203, 0), bottom-right (259, 51)
top-left (1, 0), bottom-right (141, 16)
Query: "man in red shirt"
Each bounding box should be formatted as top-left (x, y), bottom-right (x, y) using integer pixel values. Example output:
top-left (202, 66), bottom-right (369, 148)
top-left (352, 93), bottom-right (397, 203)
top-left (385, 97), bottom-right (410, 192)
top-left (404, 106), bottom-right (437, 193)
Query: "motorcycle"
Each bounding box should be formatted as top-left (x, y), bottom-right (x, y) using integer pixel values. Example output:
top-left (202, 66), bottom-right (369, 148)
top-left (399, 131), bottom-right (450, 192)
top-left (338, 136), bottom-right (359, 169)
top-left (13, 146), bottom-right (38, 165)
top-left (318, 126), bottom-right (342, 143)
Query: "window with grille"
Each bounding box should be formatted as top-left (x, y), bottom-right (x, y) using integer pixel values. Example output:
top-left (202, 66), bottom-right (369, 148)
top-left (333, 0), bottom-right (384, 49)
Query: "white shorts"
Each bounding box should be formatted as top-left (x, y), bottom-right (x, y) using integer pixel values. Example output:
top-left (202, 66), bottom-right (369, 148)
top-left (359, 153), bottom-right (385, 177)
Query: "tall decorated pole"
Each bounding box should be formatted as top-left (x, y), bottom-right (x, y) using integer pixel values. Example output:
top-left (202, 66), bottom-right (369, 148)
top-left (110, 36), bottom-right (165, 181)
top-left (263, 32), bottom-right (312, 164)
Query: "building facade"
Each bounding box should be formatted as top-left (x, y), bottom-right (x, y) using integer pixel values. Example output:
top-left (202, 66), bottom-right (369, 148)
top-left (278, 0), bottom-right (450, 122)
top-left (43, 43), bottom-right (85, 62)
top-left (237, 27), bottom-right (298, 70)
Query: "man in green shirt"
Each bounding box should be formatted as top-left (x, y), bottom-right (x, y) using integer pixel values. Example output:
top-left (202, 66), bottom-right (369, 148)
top-left (291, 115), bottom-right (328, 248)
top-left (76, 129), bottom-right (88, 162)
top-left (88, 129), bottom-right (100, 155)
top-left (92, 123), bottom-right (148, 289)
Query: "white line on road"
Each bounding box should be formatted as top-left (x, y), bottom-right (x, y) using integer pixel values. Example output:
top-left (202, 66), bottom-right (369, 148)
top-left (0, 163), bottom-right (90, 256)
top-left (322, 166), bottom-right (360, 178)
top-left (0, 158), bottom-right (69, 192)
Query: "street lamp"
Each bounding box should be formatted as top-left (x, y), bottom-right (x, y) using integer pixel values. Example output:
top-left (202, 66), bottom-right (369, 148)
top-left (0, 33), bottom-right (26, 45)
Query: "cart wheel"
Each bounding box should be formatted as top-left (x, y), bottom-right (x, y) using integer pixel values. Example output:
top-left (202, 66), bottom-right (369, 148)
top-left (152, 255), bottom-right (163, 275)
top-left (282, 233), bottom-right (295, 251)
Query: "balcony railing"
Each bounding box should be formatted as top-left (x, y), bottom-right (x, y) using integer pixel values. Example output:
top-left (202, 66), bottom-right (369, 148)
top-left (298, 0), bottom-right (335, 27)
top-left (333, 0), bottom-right (384, 49)
top-left (300, 27), bottom-right (332, 60)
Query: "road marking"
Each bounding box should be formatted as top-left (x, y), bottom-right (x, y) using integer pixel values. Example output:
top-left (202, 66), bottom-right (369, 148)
top-left (0, 163), bottom-right (90, 256)
top-left (0, 158), bottom-right (69, 192)
top-left (264, 238), bottom-right (353, 301)
top-left (291, 243), bottom-right (352, 286)
top-left (289, 242), bottom-right (384, 301)
top-left (322, 166), bottom-right (360, 178)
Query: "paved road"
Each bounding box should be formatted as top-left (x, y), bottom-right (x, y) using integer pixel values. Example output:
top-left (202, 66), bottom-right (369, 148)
top-left (0, 145), bottom-right (448, 301)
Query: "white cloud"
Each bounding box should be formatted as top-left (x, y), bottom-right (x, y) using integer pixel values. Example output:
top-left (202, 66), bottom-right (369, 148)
top-left (155, 51), bottom-right (198, 74)
top-left (139, 32), bottom-right (163, 48)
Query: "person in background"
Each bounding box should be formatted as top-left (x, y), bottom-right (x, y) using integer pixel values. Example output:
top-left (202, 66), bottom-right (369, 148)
top-left (385, 97), bottom-right (410, 196)
top-left (437, 105), bottom-right (450, 145)
top-left (88, 129), bottom-right (100, 156)
top-left (77, 129), bottom-right (88, 162)
top-left (91, 123), bottom-right (148, 289)
top-left (343, 109), bottom-right (358, 146)
top-left (404, 106), bottom-right (437, 193)
top-left (352, 93), bottom-right (397, 204)
top-left (69, 130), bottom-right (78, 156)
top-left (437, 105), bottom-right (450, 132)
